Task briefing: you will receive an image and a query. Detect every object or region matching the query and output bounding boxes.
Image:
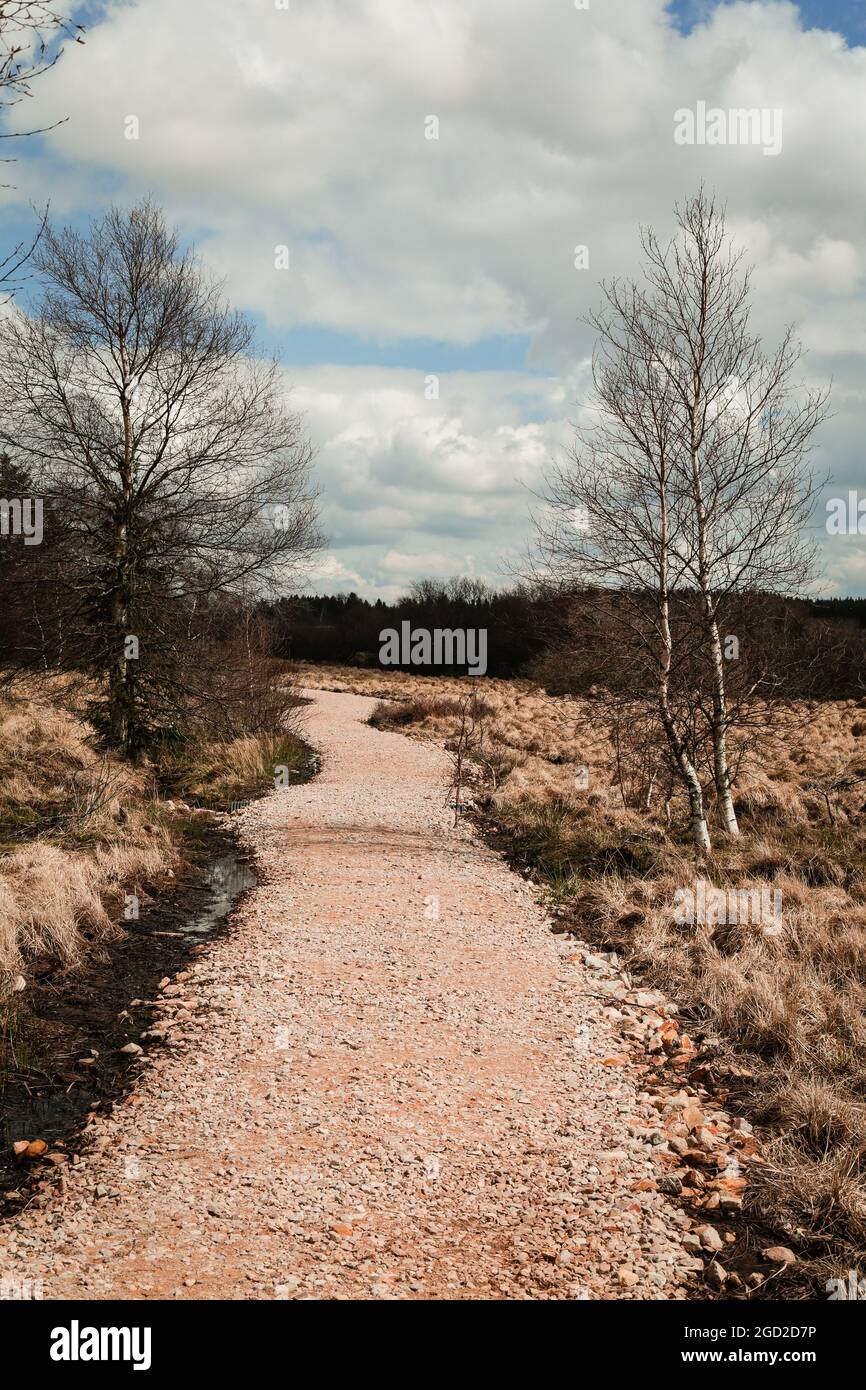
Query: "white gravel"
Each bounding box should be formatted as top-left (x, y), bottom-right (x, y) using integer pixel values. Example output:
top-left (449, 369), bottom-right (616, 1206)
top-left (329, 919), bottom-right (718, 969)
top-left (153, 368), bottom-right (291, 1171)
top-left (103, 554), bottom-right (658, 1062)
top-left (0, 690), bottom-right (696, 1300)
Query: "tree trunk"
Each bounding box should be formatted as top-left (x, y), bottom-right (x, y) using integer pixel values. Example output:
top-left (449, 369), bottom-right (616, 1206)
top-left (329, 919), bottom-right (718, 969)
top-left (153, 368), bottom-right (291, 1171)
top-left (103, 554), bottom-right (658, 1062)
top-left (689, 420), bottom-right (740, 837)
top-left (109, 336), bottom-right (137, 758)
top-left (685, 233), bottom-right (740, 840)
top-left (107, 517), bottom-right (134, 756)
top-left (658, 518), bottom-right (712, 854)
top-left (658, 691), bottom-right (711, 852)
top-left (706, 611), bottom-right (739, 834)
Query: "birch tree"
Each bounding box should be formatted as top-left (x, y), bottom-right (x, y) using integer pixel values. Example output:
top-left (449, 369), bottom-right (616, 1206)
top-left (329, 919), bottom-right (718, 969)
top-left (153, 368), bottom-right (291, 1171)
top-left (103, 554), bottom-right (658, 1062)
top-left (539, 190), bottom-right (827, 848)
top-left (637, 190), bottom-right (827, 833)
top-left (539, 281), bottom-right (713, 851)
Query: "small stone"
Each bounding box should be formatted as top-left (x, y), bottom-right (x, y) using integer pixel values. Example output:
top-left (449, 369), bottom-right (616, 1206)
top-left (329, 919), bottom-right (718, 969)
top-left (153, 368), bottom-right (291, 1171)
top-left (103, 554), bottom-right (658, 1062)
top-left (762, 1245), bottom-right (796, 1266)
top-left (718, 1193), bottom-right (743, 1212)
top-left (697, 1225), bottom-right (724, 1252)
top-left (658, 1174), bottom-right (682, 1196)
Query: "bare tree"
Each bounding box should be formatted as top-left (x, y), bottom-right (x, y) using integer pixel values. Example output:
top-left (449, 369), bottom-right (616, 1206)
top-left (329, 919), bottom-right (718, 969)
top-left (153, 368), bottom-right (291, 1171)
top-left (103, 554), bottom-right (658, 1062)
top-left (0, 1), bottom-right (82, 141)
top-left (634, 190), bottom-right (828, 834)
top-left (447, 685), bottom-right (486, 823)
top-left (0, 202), bottom-right (322, 757)
top-left (1, 3), bottom-right (84, 297)
top-left (538, 288), bottom-right (714, 850)
top-left (0, 205), bottom-right (45, 301)
top-left (537, 190), bottom-right (827, 850)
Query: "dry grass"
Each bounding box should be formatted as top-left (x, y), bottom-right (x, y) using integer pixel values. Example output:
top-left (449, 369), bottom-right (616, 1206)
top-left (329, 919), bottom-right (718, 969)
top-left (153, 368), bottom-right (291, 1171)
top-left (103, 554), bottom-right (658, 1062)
top-left (304, 662), bottom-right (866, 1288)
top-left (0, 674), bottom-right (307, 994)
top-left (0, 677), bottom-right (174, 988)
top-left (158, 730), bottom-right (307, 809)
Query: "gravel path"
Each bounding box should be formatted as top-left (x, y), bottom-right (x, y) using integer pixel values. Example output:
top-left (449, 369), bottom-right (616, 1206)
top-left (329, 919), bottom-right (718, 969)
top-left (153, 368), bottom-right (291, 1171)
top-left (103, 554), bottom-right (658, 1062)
top-left (0, 690), bottom-right (696, 1300)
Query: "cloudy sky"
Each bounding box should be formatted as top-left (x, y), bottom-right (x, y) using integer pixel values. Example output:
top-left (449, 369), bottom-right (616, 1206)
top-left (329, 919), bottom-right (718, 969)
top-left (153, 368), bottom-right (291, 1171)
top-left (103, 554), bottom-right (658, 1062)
top-left (3, 0), bottom-right (865, 598)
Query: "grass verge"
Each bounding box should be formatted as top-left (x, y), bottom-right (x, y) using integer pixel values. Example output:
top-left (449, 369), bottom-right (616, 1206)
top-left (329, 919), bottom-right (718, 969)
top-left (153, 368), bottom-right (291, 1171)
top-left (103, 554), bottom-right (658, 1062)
top-left (0, 674), bottom-right (308, 998)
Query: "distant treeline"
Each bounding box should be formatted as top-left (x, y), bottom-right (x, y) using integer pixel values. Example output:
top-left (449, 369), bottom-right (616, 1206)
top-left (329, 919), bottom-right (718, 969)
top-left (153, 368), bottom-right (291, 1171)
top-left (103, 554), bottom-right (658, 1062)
top-left (810, 597), bottom-right (866, 629)
top-left (263, 579), bottom-right (866, 699)
top-left (263, 578), bottom-right (548, 678)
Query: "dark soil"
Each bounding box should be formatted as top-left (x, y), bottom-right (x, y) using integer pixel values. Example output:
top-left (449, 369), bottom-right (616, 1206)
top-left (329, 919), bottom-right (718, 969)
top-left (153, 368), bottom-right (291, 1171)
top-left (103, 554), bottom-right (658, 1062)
top-left (0, 818), bottom-right (257, 1214)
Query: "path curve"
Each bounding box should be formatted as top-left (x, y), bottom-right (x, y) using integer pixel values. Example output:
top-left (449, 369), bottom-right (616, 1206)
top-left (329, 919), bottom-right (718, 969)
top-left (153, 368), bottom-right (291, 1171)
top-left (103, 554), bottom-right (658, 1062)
top-left (1, 691), bottom-right (693, 1300)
